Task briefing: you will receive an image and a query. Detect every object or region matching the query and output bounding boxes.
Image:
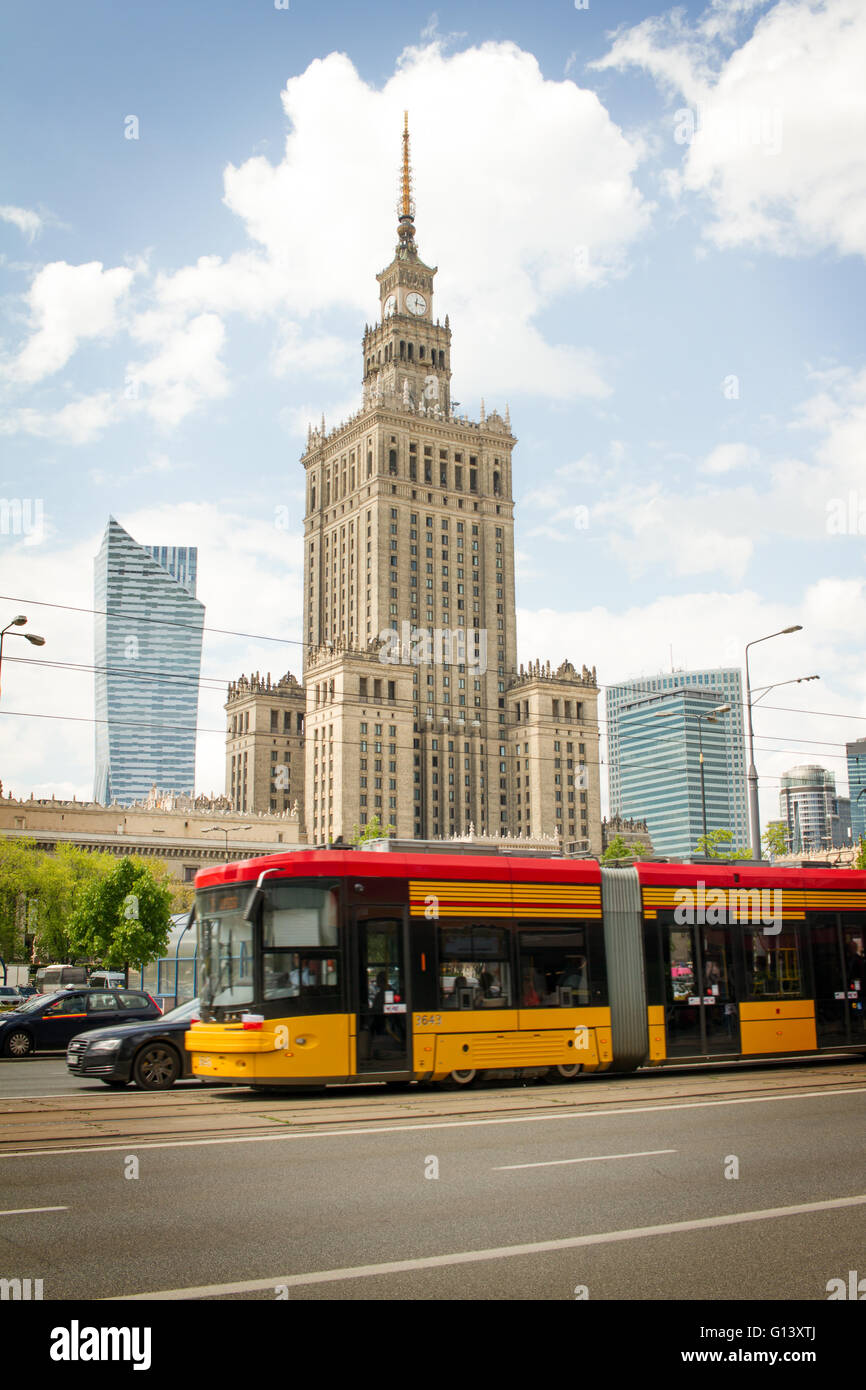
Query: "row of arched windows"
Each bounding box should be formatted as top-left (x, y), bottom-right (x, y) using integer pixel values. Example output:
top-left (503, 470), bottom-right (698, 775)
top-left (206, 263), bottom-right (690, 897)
top-left (365, 342), bottom-right (447, 374)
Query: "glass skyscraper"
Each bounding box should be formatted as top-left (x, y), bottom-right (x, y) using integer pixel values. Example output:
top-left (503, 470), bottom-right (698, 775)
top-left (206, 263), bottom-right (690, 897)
top-left (606, 668), bottom-right (748, 859)
top-left (846, 739), bottom-right (866, 847)
top-left (94, 517), bottom-right (205, 805)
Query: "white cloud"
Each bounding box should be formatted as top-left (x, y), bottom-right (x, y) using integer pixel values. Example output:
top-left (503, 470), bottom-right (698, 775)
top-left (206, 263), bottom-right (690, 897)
top-left (700, 442), bottom-right (759, 474)
top-left (0, 205), bottom-right (43, 241)
top-left (1, 40), bottom-right (651, 443)
top-left (4, 261), bottom-right (134, 384)
top-left (595, 0), bottom-right (866, 260)
top-left (213, 41), bottom-right (649, 399)
top-left (0, 391), bottom-right (122, 445)
top-left (126, 313), bottom-right (229, 428)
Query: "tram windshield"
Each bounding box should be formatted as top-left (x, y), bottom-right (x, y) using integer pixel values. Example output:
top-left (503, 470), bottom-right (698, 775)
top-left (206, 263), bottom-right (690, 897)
top-left (198, 888), bottom-right (254, 1012)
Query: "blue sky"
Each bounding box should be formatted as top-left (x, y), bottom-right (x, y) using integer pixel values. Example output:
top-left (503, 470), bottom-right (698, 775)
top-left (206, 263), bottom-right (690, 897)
top-left (1, 0), bottom-right (865, 837)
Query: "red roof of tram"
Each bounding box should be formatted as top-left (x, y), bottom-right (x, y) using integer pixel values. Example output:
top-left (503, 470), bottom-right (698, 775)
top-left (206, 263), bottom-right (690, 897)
top-left (195, 848), bottom-right (603, 892)
top-left (195, 848), bottom-right (866, 895)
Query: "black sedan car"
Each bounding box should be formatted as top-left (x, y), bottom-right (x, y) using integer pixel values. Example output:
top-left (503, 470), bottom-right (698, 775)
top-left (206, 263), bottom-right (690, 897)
top-left (67, 997), bottom-right (199, 1089)
top-left (1, 987), bottom-right (161, 1057)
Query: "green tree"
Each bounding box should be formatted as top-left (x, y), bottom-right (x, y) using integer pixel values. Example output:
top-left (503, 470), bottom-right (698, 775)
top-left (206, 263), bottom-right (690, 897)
top-left (601, 834), bottom-right (649, 865)
top-left (68, 856), bottom-right (172, 970)
top-left (854, 839), bottom-right (866, 871)
top-left (762, 821), bottom-right (789, 859)
top-left (30, 844), bottom-right (115, 962)
top-left (0, 838), bottom-right (40, 960)
top-left (348, 814), bottom-right (396, 846)
top-left (695, 828), bottom-right (753, 862)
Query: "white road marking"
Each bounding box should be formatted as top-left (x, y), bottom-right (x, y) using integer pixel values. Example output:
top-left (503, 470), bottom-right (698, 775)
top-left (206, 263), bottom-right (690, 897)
top-left (494, 1148), bottom-right (676, 1170)
top-left (0, 1205), bottom-right (67, 1216)
top-left (1, 1084), bottom-right (864, 1160)
top-left (111, 1193), bottom-right (866, 1299)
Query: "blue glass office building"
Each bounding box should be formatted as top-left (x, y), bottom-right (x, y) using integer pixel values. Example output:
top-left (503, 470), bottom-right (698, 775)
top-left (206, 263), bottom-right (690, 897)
top-left (94, 517), bottom-right (205, 805)
top-left (607, 669), bottom-right (748, 859)
top-left (847, 740), bottom-right (866, 847)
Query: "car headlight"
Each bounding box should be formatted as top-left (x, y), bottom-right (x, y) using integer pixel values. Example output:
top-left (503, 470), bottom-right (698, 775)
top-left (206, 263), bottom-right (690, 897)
top-left (87, 1038), bottom-right (123, 1053)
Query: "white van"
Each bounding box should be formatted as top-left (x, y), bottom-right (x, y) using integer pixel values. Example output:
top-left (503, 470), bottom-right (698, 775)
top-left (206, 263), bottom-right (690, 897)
top-left (36, 965), bottom-right (88, 992)
top-left (88, 971), bottom-right (127, 989)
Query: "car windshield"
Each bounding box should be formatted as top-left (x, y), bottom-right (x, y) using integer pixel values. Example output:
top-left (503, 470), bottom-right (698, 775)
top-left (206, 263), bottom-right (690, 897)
top-left (160, 998), bottom-right (200, 1023)
top-left (14, 992), bottom-right (65, 1014)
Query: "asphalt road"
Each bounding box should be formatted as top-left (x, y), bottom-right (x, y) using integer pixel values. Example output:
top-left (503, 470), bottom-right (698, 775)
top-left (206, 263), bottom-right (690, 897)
top-left (1, 1067), bottom-right (864, 1302)
top-left (0, 1054), bottom-right (217, 1098)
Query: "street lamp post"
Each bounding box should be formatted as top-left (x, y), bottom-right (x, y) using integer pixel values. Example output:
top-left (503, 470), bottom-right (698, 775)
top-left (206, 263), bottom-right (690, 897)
top-left (0, 615), bottom-right (46, 700)
top-left (203, 824), bottom-right (252, 862)
top-left (744, 626), bottom-right (803, 861)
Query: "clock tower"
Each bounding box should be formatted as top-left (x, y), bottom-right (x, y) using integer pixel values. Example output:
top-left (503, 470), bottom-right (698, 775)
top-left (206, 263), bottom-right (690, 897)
top-left (363, 113), bottom-right (452, 417)
top-left (294, 114), bottom-right (602, 854)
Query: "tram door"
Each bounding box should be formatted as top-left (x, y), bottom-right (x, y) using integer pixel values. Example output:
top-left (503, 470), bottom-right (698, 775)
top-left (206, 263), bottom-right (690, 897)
top-left (354, 915), bottom-right (409, 1073)
top-left (663, 923), bottom-right (739, 1056)
top-left (812, 914), bottom-right (866, 1047)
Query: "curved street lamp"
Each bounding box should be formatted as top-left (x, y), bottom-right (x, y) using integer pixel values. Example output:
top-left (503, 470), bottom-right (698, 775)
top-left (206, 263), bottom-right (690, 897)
top-left (744, 626), bottom-right (803, 860)
top-left (203, 824), bottom-right (252, 862)
top-left (0, 615), bottom-right (47, 700)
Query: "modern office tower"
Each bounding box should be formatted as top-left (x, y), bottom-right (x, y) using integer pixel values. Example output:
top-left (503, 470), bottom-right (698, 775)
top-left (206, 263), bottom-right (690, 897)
top-left (606, 667), bottom-right (748, 855)
top-left (847, 739), bottom-right (866, 846)
top-left (614, 686), bottom-right (740, 859)
top-left (94, 516), bottom-right (205, 805)
top-left (778, 764), bottom-right (840, 853)
top-left (234, 117), bottom-right (601, 848)
top-left (225, 672), bottom-right (306, 817)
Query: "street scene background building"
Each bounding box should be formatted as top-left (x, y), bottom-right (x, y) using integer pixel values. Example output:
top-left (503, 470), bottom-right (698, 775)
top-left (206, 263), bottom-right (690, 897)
top-left (606, 668), bottom-right (747, 858)
top-left (225, 121), bottom-right (602, 853)
top-left (94, 517), bottom-right (205, 806)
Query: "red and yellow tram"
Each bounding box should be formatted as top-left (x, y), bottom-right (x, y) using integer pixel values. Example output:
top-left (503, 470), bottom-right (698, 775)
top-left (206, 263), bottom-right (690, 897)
top-left (185, 848), bottom-right (866, 1088)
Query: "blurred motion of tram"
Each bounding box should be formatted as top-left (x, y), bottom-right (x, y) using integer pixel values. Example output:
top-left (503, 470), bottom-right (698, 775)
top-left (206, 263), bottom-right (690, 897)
top-left (185, 844), bottom-right (866, 1089)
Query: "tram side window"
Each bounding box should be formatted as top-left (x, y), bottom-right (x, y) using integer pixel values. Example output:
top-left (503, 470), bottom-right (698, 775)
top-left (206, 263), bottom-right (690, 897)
top-left (438, 924), bottom-right (511, 1008)
top-left (518, 929), bottom-right (588, 1007)
top-left (263, 885), bottom-right (338, 947)
top-left (743, 926), bottom-right (802, 999)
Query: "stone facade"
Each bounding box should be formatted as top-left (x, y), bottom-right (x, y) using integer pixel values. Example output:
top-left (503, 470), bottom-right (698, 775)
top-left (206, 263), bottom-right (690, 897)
top-left (601, 814), bottom-right (654, 856)
top-left (225, 122), bottom-right (601, 854)
top-left (0, 795), bottom-right (302, 882)
top-left (225, 671), bottom-right (306, 822)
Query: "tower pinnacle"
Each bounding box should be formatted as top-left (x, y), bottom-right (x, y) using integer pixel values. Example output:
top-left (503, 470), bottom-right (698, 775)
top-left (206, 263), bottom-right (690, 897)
top-left (397, 111), bottom-right (416, 250)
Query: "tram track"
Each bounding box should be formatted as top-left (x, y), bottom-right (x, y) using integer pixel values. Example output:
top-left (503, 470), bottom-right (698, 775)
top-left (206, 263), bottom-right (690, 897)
top-left (0, 1056), bottom-right (863, 1154)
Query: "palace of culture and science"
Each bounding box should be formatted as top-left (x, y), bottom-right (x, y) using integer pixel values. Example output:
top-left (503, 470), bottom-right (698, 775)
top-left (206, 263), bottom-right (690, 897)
top-left (225, 118), bottom-right (601, 854)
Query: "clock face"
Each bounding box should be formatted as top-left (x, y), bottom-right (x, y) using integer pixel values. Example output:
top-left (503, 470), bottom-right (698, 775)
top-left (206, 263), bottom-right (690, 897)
top-left (406, 292), bottom-right (427, 316)
top-left (383, 295), bottom-right (397, 317)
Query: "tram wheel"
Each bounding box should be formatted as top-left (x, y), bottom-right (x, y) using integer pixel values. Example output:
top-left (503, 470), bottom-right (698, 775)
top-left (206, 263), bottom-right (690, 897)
top-left (551, 1063), bottom-right (582, 1081)
top-left (450, 1068), bottom-right (478, 1087)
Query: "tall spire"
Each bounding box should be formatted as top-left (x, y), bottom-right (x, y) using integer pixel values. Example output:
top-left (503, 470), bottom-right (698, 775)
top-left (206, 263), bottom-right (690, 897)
top-left (397, 110), bottom-right (416, 250)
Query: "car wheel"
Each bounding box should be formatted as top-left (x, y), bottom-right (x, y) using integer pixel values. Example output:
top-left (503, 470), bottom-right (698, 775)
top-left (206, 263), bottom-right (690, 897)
top-left (100, 1078), bottom-right (130, 1088)
top-left (551, 1063), bottom-right (582, 1081)
top-left (4, 1031), bottom-right (33, 1058)
top-left (450, 1068), bottom-right (477, 1087)
top-left (132, 1043), bottom-right (180, 1090)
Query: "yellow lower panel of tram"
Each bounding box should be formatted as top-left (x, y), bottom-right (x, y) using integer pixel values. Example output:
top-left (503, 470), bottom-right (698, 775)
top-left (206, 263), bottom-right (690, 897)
top-left (421, 1011), bottom-right (613, 1079)
top-left (187, 1016), bottom-right (352, 1081)
top-left (738, 1000), bottom-right (817, 1054)
top-left (647, 1005), bottom-right (667, 1062)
